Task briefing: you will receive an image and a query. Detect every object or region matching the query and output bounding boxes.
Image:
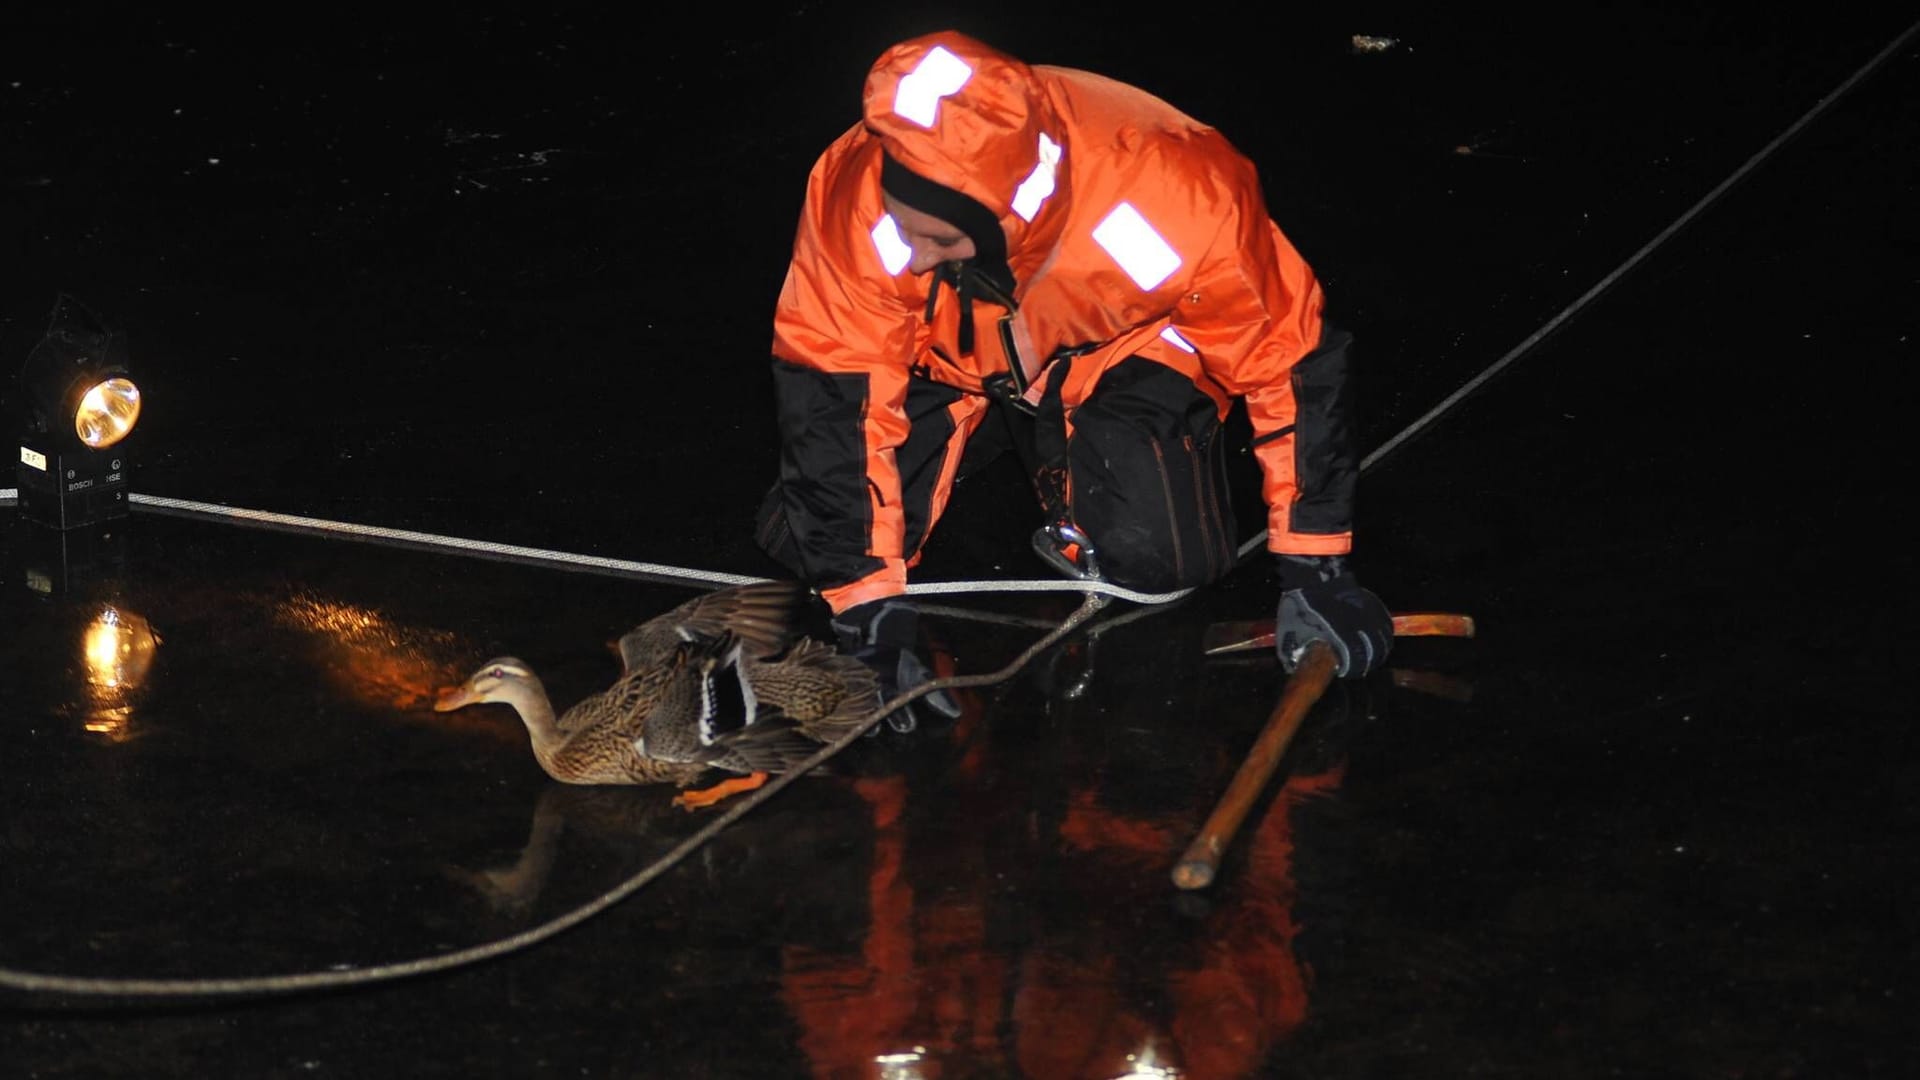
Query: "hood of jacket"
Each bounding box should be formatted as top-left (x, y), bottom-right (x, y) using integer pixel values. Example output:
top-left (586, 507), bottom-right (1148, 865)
top-left (861, 31), bottom-right (1071, 291)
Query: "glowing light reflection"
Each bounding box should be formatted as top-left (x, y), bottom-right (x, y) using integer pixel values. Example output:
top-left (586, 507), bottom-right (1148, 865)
top-left (1113, 1043), bottom-right (1180, 1079)
top-left (80, 606), bottom-right (161, 741)
top-left (875, 1047), bottom-right (928, 1080)
top-left (85, 607), bottom-right (159, 689)
top-left (84, 705), bottom-right (134, 741)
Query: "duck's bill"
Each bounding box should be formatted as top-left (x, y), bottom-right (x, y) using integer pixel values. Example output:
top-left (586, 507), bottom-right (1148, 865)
top-left (433, 685), bottom-right (477, 712)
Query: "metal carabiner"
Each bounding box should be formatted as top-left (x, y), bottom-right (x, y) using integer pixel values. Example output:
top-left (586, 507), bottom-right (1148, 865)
top-left (1032, 521), bottom-right (1104, 582)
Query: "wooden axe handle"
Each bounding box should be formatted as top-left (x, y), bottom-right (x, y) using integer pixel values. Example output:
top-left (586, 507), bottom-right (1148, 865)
top-left (1172, 639), bottom-right (1339, 890)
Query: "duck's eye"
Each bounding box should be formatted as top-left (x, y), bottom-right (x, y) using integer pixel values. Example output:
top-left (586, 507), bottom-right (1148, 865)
top-left (488, 666), bottom-right (505, 678)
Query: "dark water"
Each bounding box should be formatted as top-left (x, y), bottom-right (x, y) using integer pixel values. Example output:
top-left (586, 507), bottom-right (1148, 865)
top-left (2, 5), bottom-right (1916, 1077)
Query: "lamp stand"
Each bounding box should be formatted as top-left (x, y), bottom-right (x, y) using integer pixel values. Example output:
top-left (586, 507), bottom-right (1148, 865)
top-left (16, 441), bottom-right (130, 530)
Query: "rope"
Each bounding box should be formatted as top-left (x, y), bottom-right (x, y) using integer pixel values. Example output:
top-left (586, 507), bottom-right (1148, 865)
top-left (0, 591), bottom-right (1111, 1000)
top-left (128, 493), bottom-right (771, 589)
top-left (121, 494), bottom-right (1197, 607)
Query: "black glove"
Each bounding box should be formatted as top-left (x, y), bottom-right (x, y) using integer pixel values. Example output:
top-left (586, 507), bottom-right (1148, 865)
top-left (1274, 555), bottom-right (1394, 678)
top-left (831, 598), bottom-right (962, 734)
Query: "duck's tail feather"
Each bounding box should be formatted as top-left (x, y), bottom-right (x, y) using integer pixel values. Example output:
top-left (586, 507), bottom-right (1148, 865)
top-left (770, 639), bottom-right (886, 745)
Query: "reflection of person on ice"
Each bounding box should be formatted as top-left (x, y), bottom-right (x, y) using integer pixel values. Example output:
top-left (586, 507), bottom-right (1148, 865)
top-left (773, 683), bottom-right (1356, 1078)
top-left (755, 30), bottom-right (1395, 719)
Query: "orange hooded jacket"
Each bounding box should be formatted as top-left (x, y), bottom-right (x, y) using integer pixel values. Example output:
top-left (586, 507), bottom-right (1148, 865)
top-left (771, 31), bottom-right (1356, 612)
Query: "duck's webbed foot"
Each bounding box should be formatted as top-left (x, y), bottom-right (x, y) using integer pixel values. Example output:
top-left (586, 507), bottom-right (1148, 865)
top-left (671, 771), bottom-right (769, 811)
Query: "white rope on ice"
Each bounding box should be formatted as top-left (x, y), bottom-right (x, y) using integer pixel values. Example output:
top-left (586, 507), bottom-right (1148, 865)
top-left (127, 493), bottom-right (769, 588)
top-left (119, 493), bottom-right (1196, 606)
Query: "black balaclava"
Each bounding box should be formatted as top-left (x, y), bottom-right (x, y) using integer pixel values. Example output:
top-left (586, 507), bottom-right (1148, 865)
top-left (880, 152), bottom-right (1016, 298)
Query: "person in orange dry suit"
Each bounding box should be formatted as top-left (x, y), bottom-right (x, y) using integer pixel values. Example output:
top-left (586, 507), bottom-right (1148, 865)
top-left (755, 31), bottom-right (1393, 725)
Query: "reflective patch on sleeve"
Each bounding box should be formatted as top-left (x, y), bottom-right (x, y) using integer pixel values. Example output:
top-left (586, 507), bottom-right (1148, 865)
top-left (1092, 202), bottom-right (1182, 290)
top-left (871, 214), bottom-right (913, 275)
top-left (1010, 133), bottom-right (1062, 222)
top-left (893, 45), bottom-right (973, 127)
top-left (1159, 326), bottom-right (1196, 353)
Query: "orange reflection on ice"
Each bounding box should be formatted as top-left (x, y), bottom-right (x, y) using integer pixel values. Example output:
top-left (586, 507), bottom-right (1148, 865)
top-left (1056, 787), bottom-right (1181, 871)
top-left (83, 705), bottom-right (135, 742)
top-left (80, 606), bottom-right (160, 741)
top-left (83, 606), bottom-right (161, 691)
top-left (781, 777), bottom-right (920, 1075)
top-left (776, 753), bottom-right (1349, 1079)
top-left (1165, 764), bottom-right (1345, 1079)
top-left (274, 594), bottom-right (472, 717)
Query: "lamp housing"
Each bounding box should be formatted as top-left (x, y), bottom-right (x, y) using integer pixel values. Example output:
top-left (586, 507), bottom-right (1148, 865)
top-left (14, 296), bottom-right (140, 530)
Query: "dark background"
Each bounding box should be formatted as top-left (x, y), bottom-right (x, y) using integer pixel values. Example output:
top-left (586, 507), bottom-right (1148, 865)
top-left (3, 5), bottom-right (1916, 1077)
top-left (6, 5), bottom-right (1901, 573)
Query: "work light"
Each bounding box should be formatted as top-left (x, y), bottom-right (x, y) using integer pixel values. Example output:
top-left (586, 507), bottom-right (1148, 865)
top-left (14, 296), bottom-right (141, 529)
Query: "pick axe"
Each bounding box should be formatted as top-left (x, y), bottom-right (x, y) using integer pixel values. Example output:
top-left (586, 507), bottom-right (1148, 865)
top-left (1172, 609), bottom-right (1475, 891)
top-left (1201, 612), bottom-right (1476, 656)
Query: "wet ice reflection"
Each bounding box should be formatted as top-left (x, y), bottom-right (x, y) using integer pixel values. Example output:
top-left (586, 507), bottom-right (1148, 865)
top-left (83, 606), bottom-right (160, 689)
top-left (81, 605), bottom-right (159, 740)
top-left (1, 510), bottom-right (1368, 1074)
top-left (273, 592), bottom-right (465, 713)
top-left (767, 711), bottom-right (1347, 1080)
top-left (1113, 1045), bottom-right (1181, 1078)
top-left (873, 1048), bottom-right (927, 1079)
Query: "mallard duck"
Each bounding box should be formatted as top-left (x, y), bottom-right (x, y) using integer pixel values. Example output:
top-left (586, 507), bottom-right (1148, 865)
top-left (433, 580), bottom-right (883, 809)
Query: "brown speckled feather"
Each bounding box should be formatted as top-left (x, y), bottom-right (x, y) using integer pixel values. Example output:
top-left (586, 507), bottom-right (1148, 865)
top-left (613, 580), bottom-right (812, 677)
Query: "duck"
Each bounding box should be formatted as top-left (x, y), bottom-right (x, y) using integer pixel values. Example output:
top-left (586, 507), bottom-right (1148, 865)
top-left (433, 580), bottom-right (884, 809)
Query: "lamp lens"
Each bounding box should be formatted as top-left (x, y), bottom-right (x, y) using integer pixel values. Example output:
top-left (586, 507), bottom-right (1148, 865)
top-left (75, 377), bottom-right (142, 449)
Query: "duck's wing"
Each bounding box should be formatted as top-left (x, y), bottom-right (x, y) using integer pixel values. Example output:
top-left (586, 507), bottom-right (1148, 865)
top-left (554, 648), bottom-right (682, 737)
top-left (655, 636), bottom-right (886, 774)
top-left (637, 632), bottom-right (820, 773)
top-left (615, 580), bottom-right (813, 675)
top-left (631, 657), bottom-right (717, 764)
